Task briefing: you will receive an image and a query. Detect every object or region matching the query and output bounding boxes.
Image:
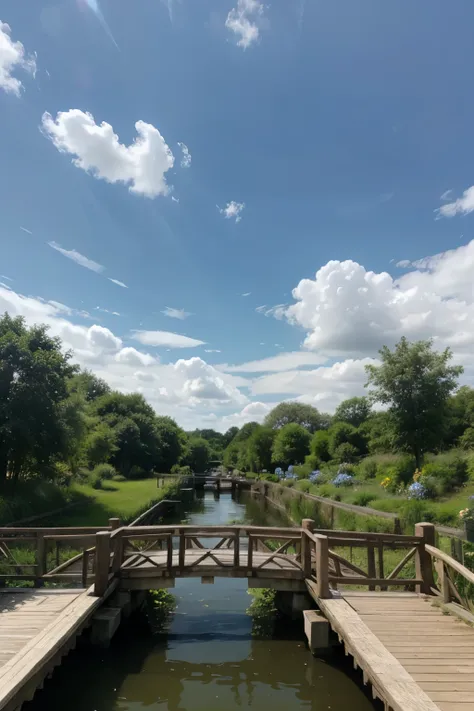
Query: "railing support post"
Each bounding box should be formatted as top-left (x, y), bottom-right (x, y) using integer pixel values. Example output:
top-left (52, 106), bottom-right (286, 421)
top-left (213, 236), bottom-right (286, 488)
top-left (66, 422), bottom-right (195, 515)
top-left (315, 534), bottom-right (330, 599)
top-left (94, 531), bottom-right (111, 597)
top-left (108, 518), bottom-right (121, 530)
top-left (301, 519), bottom-right (314, 579)
top-left (415, 522), bottom-right (436, 594)
top-left (35, 532), bottom-right (46, 588)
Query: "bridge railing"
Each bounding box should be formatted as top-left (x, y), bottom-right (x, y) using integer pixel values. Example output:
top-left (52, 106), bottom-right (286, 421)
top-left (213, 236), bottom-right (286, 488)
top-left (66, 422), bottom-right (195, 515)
top-left (425, 543), bottom-right (474, 612)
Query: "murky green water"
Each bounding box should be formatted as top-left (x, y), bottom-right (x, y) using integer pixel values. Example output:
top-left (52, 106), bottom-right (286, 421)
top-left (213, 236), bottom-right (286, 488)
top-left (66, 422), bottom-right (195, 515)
top-left (25, 490), bottom-right (377, 711)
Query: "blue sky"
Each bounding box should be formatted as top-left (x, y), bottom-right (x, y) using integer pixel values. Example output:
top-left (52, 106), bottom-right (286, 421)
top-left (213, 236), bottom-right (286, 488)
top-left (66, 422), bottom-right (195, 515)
top-left (1, 0), bottom-right (474, 430)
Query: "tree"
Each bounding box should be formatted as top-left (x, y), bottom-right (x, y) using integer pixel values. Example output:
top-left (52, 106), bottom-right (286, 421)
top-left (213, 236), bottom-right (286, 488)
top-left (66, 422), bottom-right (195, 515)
top-left (84, 423), bottom-right (118, 467)
top-left (334, 397), bottom-right (372, 427)
top-left (264, 402), bottom-right (326, 433)
top-left (68, 370), bottom-right (110, 401)
top-left (366, 337), bottom-right (463, 467)
top-left (233, 421), bottom-right (260, 442)
top-left (359, 412), bottom-right (397, 454)
top-left (445, 386), bottom-right (474, 447)
top-left (155, 416), bottom-right (186, 472)
top-left (311, 430), bottom-right (331, 463)
top-left (0, 314), bottom-right (77, 482)
top-left (184, 438), bottom-right (211, 472)
top-left (272, 423), bottom-right (311, 468)
top-left (246, 426), bottom-right (276, 472)
top-left (223, 426), bottom-right (239, 447)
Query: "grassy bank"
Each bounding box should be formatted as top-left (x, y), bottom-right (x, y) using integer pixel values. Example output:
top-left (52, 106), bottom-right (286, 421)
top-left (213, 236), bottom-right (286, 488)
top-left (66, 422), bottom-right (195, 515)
top-left (0, 477), bottom-right (180, 527)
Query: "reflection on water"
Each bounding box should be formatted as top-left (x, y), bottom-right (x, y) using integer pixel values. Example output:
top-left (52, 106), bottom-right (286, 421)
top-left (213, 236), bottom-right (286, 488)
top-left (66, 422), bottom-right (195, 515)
top-left (25, 491), bottom-right (377, 711)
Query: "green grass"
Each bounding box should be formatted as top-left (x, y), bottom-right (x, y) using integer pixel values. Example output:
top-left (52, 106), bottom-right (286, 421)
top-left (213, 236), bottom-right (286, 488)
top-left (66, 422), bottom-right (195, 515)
top-left (57, 478), bottom-right (178, 526)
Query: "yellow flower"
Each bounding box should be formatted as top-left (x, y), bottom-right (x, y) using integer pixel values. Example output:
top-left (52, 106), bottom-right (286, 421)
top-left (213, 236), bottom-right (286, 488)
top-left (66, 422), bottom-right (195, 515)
top-left (413, 469), bottom-right (422, 482)
top-left (380, 477), bottom-right (392, 489)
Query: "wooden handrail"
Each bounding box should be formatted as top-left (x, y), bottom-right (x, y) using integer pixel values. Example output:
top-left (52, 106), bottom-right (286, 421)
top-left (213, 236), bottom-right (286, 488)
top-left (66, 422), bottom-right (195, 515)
top-left (425, 544), bottom-right (474, 586)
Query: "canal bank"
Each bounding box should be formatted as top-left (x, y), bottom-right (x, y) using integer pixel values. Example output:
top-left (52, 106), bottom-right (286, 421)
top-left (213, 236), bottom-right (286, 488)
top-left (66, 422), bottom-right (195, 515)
top-left (23, 489), bottom-right (379, 711)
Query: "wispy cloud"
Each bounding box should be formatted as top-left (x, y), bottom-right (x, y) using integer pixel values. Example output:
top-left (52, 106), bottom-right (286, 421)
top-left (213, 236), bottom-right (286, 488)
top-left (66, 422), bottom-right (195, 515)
top-left (396, 259), bottom-right (412, 268)
top-left (20, 226), bottom-right (33, 234)
top-left (225, 0), bottom-right (264, 49)
top-left (82, 0), bottom-right (119, 49)
top-left (218, 200), bottom-right (245, 223)
top-left (241, 292), bottom-right (251, 297)
top-left (48, 241), bottom-right (104, 273)
top-left (440, 189), bottom-right (453, 201)
top-left (108, 278), bottom-right (128, 288)
top-left (256, 303), bottom-right (287, 318)
top-left (436, 186), bottom-right (474, 218)
top-left (0, 275), bottom-right (13, 282)
top-left (95, 306), bottom-right (120, 316)
top-left (162, 306), bottom-right (191, 320)
top-left (205, 349), bottom-right (221, 353)
top-left (132, 329), bottom-right (205, 348)
top-left (177, 142), bottom-right (191, 168)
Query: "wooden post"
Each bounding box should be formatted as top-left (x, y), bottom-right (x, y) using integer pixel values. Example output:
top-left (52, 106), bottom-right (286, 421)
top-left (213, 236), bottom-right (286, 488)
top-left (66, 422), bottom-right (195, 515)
top-left (315, 534), bottom-right (330, 599)
top-left (108, 517), bottom-right (121, 531)
top-left (367, 543), bottom-right (376, 591)
top-left (451, 536), bottom-right (464, 564)
top-left (35, 533), bottom-right (46, 588)
top-left (234, 529), bottom-right (240, 567)
top-left (167, 535), bottom-right (173, 570)
top-left (111, 531), bottom-right (124, 574)
top-left (82, 549), bottom-right (89, 587)
top-left (247, 534), bottom-right (253, 572)
top-left (179, 530), bottom-right (186, 571)
top-left (301, 519), bottom-right (314, 579)
top-left (439, 561), bottom-right (450, 603)
top-left (415, 522), bottom-right (436, 594)
top-left (94, 531), bottom-right (111, 597)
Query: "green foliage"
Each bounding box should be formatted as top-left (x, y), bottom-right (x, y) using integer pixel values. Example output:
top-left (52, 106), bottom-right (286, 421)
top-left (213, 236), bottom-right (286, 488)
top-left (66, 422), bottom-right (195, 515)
top-left (84, 423), bottom-right (117, 467)
top-left (272, 423), bottom-right (311, 467)
top-left (0, 314), bottom-right (77, 482)
top-left (332, 442), bottom-right (358, 463)
top-left (328, 421), bottom-right (361, 458)
top-left (352, 492), bottom-right (377, 507)
top-left (366, 337), bottom-right (463, 467)
top-left (334, 397), bottom-right (372, 427)
top-left (360, 412), bottom-right (397, 454)
top-left (264, 402), bottom-right (326, 433)
top-left (422, 452), bottom-right (468, 493)
top-left (92, 463), bottom-right (116, 480)
top-left (183, 437), bottom-right (211, 472)
top-left (460, 427), bottom-right (474, 451)
top-left (246, 426), bottom-right (276, 472)
top-left (355, 457), bottom-right (378, 479)
top-left (311, 430), bottom-right (331, 462)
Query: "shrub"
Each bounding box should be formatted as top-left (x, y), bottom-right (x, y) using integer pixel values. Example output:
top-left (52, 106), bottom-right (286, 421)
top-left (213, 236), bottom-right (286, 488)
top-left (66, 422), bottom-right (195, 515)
top-left (356, 458), bottom-right (378, 480)
top-left (332, 472), bottom-right (354, 487)
top-left (91, 474), bottom-right (103, 490)
top-left (459, 427), bottom-right (474, 450)
top-left (112, 474), bottom-right (127, 482)
top-left (333, 442), bottom-right (358, 463)
top-left (391, 455), bottom-right (417, 486)
top-left (296, 479), bottom-right (312, 493)
top-left (92, 463), bottom-right (116, 480)
top-left (311, 430), bottom-right (331, 462)
top-left (352, 492), bottom-right (377, 507)
top-left (422, 452), bottom-right (468, 493)
top-left (400, 499), bottom-right (434, 527)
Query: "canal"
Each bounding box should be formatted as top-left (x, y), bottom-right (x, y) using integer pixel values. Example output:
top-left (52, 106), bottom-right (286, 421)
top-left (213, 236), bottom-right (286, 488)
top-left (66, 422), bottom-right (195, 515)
top-left (25, 489), bottom-right (379, 711)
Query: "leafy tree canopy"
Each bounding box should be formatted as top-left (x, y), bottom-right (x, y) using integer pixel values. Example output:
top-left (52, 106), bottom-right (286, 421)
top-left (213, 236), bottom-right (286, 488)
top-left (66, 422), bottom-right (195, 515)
top-left (272, 423), bottom-right (311, 468)
top-left (334, 397), bottom-right (372, 427)
top-left (264, 402), bottom-right (326, 433)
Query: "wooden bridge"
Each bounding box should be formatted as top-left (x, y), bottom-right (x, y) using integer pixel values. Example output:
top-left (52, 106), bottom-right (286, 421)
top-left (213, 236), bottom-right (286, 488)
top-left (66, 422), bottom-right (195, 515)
top-left (1, 521), bottom-right (474, 711)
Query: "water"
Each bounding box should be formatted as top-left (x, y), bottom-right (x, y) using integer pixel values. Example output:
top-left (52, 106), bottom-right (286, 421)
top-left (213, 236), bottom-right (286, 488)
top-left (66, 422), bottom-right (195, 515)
top-left (25, 491), bottom-right (377, 711)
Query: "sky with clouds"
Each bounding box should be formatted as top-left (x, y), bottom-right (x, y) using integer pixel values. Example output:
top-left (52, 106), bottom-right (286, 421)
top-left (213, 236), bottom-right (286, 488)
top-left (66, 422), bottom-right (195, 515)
top-left (1, 1), bottom-right (474, 431)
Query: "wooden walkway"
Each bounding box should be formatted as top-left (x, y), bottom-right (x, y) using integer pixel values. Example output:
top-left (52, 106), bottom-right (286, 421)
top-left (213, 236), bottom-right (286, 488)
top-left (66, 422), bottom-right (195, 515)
top-left (2, 520), bottom-right (474, 711)
top-left (0, 588), bottom-right (102, 711)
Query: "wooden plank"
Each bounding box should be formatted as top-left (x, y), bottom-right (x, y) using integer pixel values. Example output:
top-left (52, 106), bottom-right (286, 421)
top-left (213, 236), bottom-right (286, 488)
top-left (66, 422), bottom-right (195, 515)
top-left (306, 585), bottom-right (440, 711)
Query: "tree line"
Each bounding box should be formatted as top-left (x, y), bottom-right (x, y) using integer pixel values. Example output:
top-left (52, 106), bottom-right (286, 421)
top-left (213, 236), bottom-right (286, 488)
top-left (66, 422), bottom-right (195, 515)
top-left (1, 314), bottom-right (473, 486)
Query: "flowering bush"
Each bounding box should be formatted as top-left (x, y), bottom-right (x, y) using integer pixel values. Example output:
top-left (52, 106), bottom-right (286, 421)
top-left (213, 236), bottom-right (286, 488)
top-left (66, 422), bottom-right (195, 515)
top-left (407, 482), bottom-right (427, 500)
top-left (459, 506), bottom-right (474, 523)
top-left (380, 477), bottom-right (392, 489)
top-left (332, 472), bottom-right (354, 487)
top-left (274, 467), bottom-right (283, 478)
top-left (413, 469), bottom-right (422, 482)
top-left (309, 470), bottom-right (323, 484)
top-left (285, 471), bottom-right (298, 480)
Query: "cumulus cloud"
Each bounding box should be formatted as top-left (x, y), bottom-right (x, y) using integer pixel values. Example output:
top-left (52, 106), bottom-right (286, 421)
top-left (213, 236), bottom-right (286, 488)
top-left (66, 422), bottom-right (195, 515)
top-left (219, 200), bottom-right (244, 223)
top-left (174, 357), bottom-right (247, 404)
top-left (48, 241), bottom-right (104, 273)
top-left (0, 21), bottom-right (36, 96)
top-left (436, 186), bottom-right (474, 218)
top-left (132, 329), bottom-right (205, 348)
top-left (206, 402), bottom-right (273, 431)
top-left (41, 109), bottom-right (175, 198)
top-left (108, 278), bottom-right (128, 288)
top-left (162, 306), bottom-right (191, 320)
top-left (266, 240), bottom-right (474, 362)
top-left (115, 347), bottom-right (155, 366)
top-left (225, 0), bottom-right (264, 49)
top-left (177, 142), bottom-right (191, 168)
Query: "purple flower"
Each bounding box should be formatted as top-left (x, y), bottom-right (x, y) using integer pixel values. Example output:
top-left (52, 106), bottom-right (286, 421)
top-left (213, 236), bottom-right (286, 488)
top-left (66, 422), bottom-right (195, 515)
top-left (408, 482), bottom-right (427, 500)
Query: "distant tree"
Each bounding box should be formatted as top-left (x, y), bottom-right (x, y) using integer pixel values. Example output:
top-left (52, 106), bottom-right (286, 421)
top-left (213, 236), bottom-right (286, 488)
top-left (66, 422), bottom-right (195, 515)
top-left (264, 402), bottom-right (325, 433)
top-left (223, 426), bottom-right (239, 447)
top-left (246, 426), bottom-right (276, 472)
top-left (154, 416), bottom-right (186, 472)
top-left (184, 438), bottom-right (211, 472)
top-left (0, 314), bottom-right (77, 482)
top-left (272, 423), bottom-right (311, 468)
top-left (310, 430), bottom-right (331, 463)
top-left (328, 422), bottom-right (359, 458)
top-left (334, 397), bottom-right (372, 428)
top-left (366, 337), bottom-right (463, 467)
top-left (84, 423), bottom-right (117, 467)
top-left (445, 386), bottom-right (474, 447)
top-left (68, 370), bottom-right (110, 401)
top-left (359, 412), bottom-right (397, 454)
top-left (233, 422), bottom-right (260, 442)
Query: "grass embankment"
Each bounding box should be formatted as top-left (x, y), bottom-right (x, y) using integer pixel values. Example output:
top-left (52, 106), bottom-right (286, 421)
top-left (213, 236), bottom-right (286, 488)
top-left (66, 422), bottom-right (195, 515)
top-left (0, 477), bottom-right (180, 526)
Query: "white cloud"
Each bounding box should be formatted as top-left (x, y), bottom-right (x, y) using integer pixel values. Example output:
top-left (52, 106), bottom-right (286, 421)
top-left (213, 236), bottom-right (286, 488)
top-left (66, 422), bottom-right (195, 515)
top-left (95, 306), bottom-right (120, 316)
top-left (241, 292), bottom-right (251, 296)
top-left (437, 186), bottom-right (474, 218)
top-left (87, 324), bottom-right (122, 351)
top-left (440, 190), bottom-right (453, 201)
top-left (0, 275), bottom-right (13, 282)
top-left (115, 347), bottom-right (155, 367)
top-left (132, 329), bottom-right (205, 348)
top-left (223, 351), bottom-right (327, 373)
top-left (396, 259), bottom-right (412, 268)
top-left (212, 402), bottom-right (272, 430)
top-left (162, 306), bottom-right (191, 320)
top-left (174, 357), bottom-right (247, 404)
top-left (177, 142), bottom-right (191, 168)
top-left (108, 278), bottom-right (128, 288)
top-left (48, 242), bottom-right (104, 273)
top-left (225, 0), bottom-right (264, 49)
top-left (20, 226), bottom-right (32, 235)
top-left (41, 109), bottom-right (175, 198)
top-left (219, 200), bottom-right (245, 223)
top-left (171, 195), bottom-right (180, 204)
top-left (268, 240), bottom-right (474, 362)
top-left (205, 349), bottom-right (222, 354)
top-left (0, 21), bottom-right (36, 96)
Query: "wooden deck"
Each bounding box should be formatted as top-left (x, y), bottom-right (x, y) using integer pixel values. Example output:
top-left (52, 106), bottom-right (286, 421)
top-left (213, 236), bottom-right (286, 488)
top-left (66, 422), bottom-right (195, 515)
top-left (0, 588), bottom-right (102, 711)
